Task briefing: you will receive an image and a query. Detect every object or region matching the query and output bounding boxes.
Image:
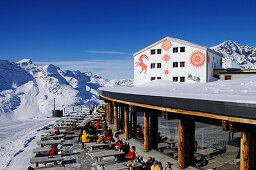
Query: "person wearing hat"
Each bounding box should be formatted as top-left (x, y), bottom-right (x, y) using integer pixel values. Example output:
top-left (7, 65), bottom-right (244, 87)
top-left (163, 162), bottom-right (173, 170)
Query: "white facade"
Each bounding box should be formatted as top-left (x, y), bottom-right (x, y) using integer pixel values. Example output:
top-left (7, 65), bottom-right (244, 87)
top-left (134, 37), bottom-right (222, 85)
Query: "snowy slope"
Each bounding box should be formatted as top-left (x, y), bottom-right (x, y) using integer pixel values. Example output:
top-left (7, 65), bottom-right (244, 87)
top-left (212, 40), bottom-right (256, 69)
top-left (0, 59), bottom-right (133, 121)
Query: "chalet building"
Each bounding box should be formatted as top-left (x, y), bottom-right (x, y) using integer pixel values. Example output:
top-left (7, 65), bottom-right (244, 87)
top-left (134, 37), bottom-right (223, 85)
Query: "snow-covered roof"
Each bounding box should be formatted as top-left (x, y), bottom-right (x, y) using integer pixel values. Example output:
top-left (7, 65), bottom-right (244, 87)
top-left (99, 76), bottom-right (256, 119)
top-left (133, 36), bottom-right (223, 57)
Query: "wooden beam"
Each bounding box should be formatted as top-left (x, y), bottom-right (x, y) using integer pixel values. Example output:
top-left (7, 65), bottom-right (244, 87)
top-left (99, 95), bottom-right (256, 125)
top-left (240, 131), bottom-right (255, 170)
top-left (124, 106), bottom-right (129, 140)
top-left (144, 112), bottom-right (149, 152)
top-left (114, 104), bottom-right (118, 131)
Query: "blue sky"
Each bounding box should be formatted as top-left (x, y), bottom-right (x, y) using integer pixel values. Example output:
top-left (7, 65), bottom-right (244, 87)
top-left (0, 0), bottom-right (255, 79)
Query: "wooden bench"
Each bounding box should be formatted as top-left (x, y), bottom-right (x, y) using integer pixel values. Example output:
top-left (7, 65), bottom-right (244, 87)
top-left (30, 155), bottom-right (62, 167)
top-left (33, 164), bottom-right (64, 169)
top-left (37, 140), bottom-right (62, 147)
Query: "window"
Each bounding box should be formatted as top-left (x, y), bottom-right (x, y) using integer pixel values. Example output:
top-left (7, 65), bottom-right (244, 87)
top-left (224, 75), bottom-right (232, 80)
top-left (180, 62), bottom-right (185, 67)
top-left (151, 63), bottom-right (155, 69)
top-left (173, 47), bottom-right (178, 53)
top-left (173, 77), bottom-right (178, 82)
top-left (157, 63), bottom-right (161, 68)
top-left (151, 77), bottom-right (156, 81)
top-left (157, 49), bottom-right (161, 54)
top-left (173, 62), bottom-right (178, 68)
top-left (180, 77), bottom-right (185, 82)
top-left (180, 47), bottom-right (185, 52)
top-left (151, 49), bottom-right (155, 55)
top-left (157, 77), bottom-right (161, 79)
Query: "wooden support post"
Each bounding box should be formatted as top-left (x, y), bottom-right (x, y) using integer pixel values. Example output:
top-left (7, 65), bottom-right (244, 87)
top-left (129, 106), bottom-right (133, 138)
top-left (109, 103), bottom-right (113, 124)
top-left (178, 119), bottom-right (195, 168)
top-left (150, 112), bottom-right (158, 150)
top-left (114, 104), bottom-right (118, 131)
top-left (222, 120), bottom-right (229, 131)
top-left (240, 131), bottom-right (255, 170)
top-left (132, 110), bottom-right (137, 139)
top-left (144, 112), bottom-right (149, 152)
top-left (124, 106), bottom-right (129, 140)
top-left (162, 111), bottom-right (166, 119)
top-left (120, 106), bottom-right (124, 130)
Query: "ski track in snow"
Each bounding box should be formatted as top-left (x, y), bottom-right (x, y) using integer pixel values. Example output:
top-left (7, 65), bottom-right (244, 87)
top-left (0, 118), bottom-right (60, 170)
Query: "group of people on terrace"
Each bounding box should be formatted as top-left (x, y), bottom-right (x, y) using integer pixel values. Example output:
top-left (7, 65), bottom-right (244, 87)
top-left (79, 117), bottom-right (173, 170)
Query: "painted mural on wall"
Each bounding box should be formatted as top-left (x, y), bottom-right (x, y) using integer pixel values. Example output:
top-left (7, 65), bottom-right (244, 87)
top-left (135, 54), bottom-right (149, 74)
top-left (161, 40), bottom-right (172, 52)
top-left (162, 54), bottom-right (170, 62)
top-left (190, 51), bottom-right (206, 68)
top-left (164, 69), bottom-right (170, 75)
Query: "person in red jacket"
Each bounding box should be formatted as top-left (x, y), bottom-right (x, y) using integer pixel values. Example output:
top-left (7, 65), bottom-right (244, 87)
top-left (48, 144), bottom-right (58, 157)
top-left (125, 146), bottom-right (137, 161)
top-left (54, 129), bottom-right (60, 135)
top-left (115, 138), bottom-right (123, 150)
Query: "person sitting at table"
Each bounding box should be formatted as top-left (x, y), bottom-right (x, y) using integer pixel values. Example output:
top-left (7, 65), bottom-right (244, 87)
top-left (118, 141), bottom-right (130, 161)
top-left (54, 129), bottom-right (60, 135)
top-left (163, 162), bottom-right (173, 170)
top-left (150, 160), bottom-right (162, 170)
top-left (104, 127), bottom-right (113, 142)
top-left (125, 146), bottom-right (137, 161)
top-left (97, 135), bottom-right (107, 143)
top-left (115, 138), bottom-right (123, 149)
top-left (95, 121), bottom-right (101, 129)
top-left (49, 144), bottom-right (58, 156)
top-left (143, 156), bottom-right (155, 170)
top-left (81, 130), bottom-right (90, 148)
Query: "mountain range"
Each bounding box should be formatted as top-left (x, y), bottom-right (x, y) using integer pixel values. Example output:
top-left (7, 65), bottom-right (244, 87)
top-left (0, 40), bottom-right (255, 121)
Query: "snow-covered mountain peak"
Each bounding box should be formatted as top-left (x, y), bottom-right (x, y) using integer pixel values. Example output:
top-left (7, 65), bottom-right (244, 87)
top-left (0, 59), bottom-right (133, 121)
top-left (211, 41), bottom-right (256, 69)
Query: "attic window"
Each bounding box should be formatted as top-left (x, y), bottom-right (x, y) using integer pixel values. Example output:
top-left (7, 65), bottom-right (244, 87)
top-left (173, 47), bottom-right (178, 53)
top-left (157, 49), bottom-right (161, 54)
top-left (151, 49), bottom-right (156, 55)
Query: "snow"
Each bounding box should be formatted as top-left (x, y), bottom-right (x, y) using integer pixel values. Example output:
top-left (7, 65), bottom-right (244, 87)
top-left (0, 59), bottom-right (133, 169)
top-left (100, 76), bottom-right (256, 104)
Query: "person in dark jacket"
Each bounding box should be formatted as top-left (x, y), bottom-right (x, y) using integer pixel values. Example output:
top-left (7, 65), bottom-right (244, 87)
top-left (119, 141), bottom-right (130, 161)
top-left (143, 156), bottom-right (155, 170)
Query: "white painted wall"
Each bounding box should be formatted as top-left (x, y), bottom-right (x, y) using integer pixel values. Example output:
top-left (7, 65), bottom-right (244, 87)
top-left (207, 51), bottom-right (222, 81)
top-left (134, 39), bottom-right (214, 85)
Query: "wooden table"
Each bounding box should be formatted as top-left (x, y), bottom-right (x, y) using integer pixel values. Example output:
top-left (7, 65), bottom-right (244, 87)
top-left (104, 162), bottom-right (143, 170)
top-left (37, 140), bottom-right (62, 147)
top-left (90, 150), bottom-right (125, 162)
top-left (33, 147), bottom-right (50, 153)
top-left (30, 155), bottom-right (62, 167)
top-left (41, 134), bottom-right (65, 140)
top-left (85, 142), bottom-right (114, 150)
